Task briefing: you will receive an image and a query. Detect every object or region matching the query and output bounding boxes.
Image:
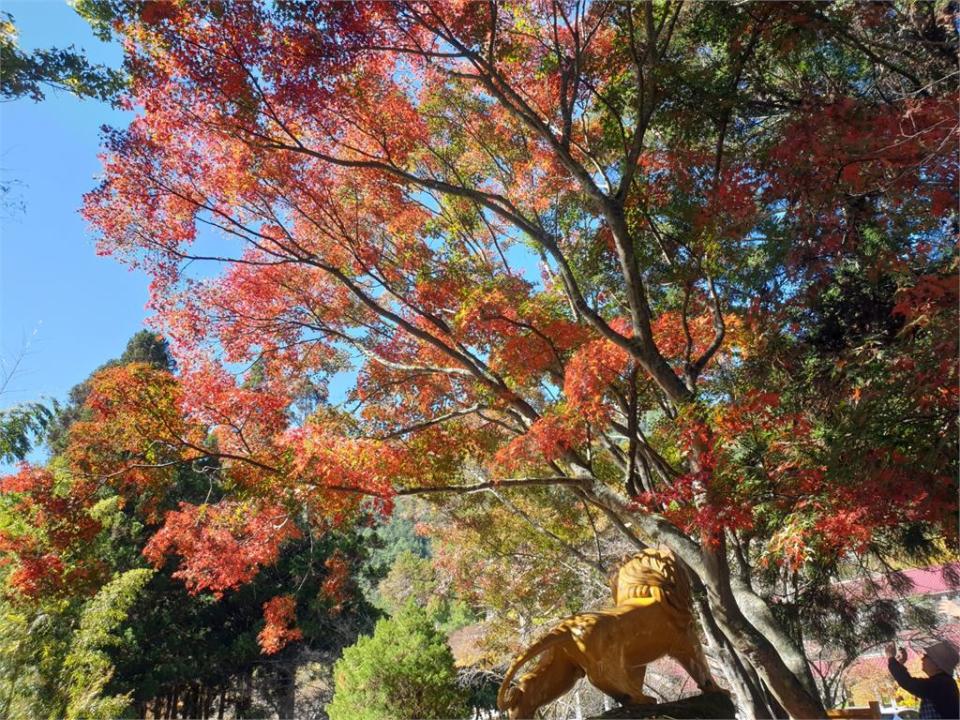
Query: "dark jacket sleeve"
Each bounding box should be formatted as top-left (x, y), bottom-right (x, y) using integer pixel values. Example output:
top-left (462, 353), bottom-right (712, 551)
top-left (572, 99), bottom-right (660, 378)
top-left (887, 658), bottom-right (935, 698)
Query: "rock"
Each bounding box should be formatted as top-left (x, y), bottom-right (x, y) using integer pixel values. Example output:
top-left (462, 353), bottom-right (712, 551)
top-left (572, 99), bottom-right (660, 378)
top-left (592, 691), bottom-right (737, 719)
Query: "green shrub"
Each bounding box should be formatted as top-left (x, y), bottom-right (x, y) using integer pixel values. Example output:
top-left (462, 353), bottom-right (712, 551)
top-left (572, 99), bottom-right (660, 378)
top-left (328, 603), bottom-right (468, 720)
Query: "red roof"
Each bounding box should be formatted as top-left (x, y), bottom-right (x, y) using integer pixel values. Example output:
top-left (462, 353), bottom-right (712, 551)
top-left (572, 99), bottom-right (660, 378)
top-left (837, 563), bottom-right (960, 601)
top-left (894, 565), bottom-right (960, 595)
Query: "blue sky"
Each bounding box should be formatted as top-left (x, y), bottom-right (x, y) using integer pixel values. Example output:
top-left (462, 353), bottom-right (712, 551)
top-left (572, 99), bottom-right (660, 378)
top-left (1, 1), bottom-right (145, 405)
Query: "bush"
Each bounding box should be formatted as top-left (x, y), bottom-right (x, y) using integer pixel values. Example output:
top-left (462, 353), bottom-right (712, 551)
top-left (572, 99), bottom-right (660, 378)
top-left (328, 603), bottom-right (468, 720)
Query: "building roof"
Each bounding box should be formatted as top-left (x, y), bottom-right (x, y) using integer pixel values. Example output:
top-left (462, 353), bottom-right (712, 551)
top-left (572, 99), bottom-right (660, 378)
top-left (838, 563), bottom-right (960, 602)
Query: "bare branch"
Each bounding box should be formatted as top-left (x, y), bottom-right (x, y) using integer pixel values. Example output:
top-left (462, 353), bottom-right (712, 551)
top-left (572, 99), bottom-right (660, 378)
top-left (366, 405), bottom-right (484, 440)
top-left (393, 476), bottom-right (587, 497)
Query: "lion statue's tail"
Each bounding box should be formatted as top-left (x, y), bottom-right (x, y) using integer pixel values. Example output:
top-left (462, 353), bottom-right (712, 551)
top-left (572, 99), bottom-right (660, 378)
top-left (496, 625), bottom-right (570, 710)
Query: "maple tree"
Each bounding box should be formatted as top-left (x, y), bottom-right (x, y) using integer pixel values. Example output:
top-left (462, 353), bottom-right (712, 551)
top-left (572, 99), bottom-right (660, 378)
top-left (0, 335), bottom-right (381, 719)
top-left (76, 2), bottom-right (957, 717)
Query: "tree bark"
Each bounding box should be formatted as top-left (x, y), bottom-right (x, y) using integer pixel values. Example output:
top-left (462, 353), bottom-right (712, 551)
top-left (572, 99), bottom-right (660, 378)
top-left (238, 670), bottom-right (253, 719)
top-left (690, 585), bottom-right (772, 719)
top-left (702, 542), bottom-right (825, 719)
top-left (276, 659), bottom-right (296, 719)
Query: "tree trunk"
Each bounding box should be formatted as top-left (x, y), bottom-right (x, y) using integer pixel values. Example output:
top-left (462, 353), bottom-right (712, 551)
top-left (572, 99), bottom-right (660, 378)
top-left (238, 670), bottom-right (253, 719)
top-left (276, 658), bottom-right (297, 719)
top-left (690, 587), bottom-right (772, 719)
top-left (702, 542), bottom-right (825, 719)
top-left (217, 687), bottom-right (226, 720)
top-left (742, 652), bottom-right (786, 719)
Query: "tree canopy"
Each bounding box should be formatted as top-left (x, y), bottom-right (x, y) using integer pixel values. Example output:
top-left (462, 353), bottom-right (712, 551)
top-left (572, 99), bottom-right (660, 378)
top-left (3, 2), bottom-right (955, 718)
top-left (0, 333), bottom-right (381, 719)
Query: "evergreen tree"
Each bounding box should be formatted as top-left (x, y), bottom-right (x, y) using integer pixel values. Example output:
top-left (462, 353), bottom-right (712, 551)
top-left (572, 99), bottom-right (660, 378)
top-left (46, 330), bottom-right (171, 454)
top-left (0, 11), bottom-right (122, 102)
top-left (328, 603), bottom-right (468, 720)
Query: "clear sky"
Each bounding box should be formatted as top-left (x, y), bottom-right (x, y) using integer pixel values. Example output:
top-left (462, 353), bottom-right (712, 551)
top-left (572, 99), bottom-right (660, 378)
top-left (0, 1), bottom-right (146, 406)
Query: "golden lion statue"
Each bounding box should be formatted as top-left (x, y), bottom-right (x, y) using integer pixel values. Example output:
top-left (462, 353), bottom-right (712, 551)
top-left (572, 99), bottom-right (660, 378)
top-left (496, 548), bottom-right (718, 719)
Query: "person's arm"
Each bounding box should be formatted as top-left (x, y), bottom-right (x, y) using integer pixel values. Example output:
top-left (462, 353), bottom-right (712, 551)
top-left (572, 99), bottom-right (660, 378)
top-left (887, 656), bottom-right (934, 698)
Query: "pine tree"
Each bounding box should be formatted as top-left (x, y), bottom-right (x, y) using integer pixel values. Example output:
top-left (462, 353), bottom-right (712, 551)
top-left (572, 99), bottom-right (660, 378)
top-left (328, 603), bottom-right (468, 720)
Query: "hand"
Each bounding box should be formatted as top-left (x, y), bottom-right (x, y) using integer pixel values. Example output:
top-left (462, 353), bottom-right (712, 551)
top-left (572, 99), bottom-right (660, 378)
top-left (898, 647), bottom-right (908, 665)
top-left (939, 598), bottom-right (960, 619)
top-left (885, 643), bottom-right (897, 659)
